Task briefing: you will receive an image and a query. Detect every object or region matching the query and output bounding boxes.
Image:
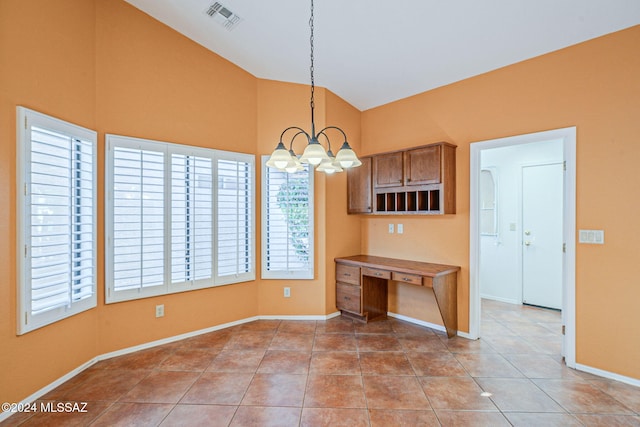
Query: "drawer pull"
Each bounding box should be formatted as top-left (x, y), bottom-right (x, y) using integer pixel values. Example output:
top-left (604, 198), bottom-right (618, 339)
top-left (402, 277), bottom-right (410, 281)
top-left (344, 273), bottom-right (351, 277)
top-left (344, 296), bottom-right (350, 300)
top-left (375, 273), bottom-right (382, 276)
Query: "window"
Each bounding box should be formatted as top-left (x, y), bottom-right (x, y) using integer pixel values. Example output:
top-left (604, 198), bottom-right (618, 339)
top-left (480, 168), bottom-right (498, 236)
top-left (105, 135), bottom-right (254, 303)
top-left (17, 107), bottom-right (97, 334)
top-left (261, 156), bottom-right (314, 279)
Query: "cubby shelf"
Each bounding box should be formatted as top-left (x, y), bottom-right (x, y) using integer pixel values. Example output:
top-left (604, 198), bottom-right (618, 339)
top-left (347, 142), bottom-right (456, 215)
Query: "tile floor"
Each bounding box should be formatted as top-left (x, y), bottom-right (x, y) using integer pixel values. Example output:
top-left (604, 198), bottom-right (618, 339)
top-left (3, 299), bottom-right (640, 426)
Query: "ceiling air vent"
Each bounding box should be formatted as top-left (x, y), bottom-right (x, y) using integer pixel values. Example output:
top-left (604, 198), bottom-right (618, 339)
top-left (204, 2), bottom-right (242, 31)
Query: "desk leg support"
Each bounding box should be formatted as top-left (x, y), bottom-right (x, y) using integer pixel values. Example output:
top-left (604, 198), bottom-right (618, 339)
top-left (432, 273), bottom-right (458, 338)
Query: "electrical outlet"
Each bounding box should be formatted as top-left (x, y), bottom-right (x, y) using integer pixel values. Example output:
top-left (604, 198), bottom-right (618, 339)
top-left (284, 287), bottom-right (291, 298)
top-left (388, 224), bottom-right (394, 234)
top-left (155, 304), bottom-right (164, 318)
top-left (397, 224), bottom-right (404, 234)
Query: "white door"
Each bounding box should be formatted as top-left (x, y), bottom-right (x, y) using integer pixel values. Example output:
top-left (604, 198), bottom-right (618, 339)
top-left (522, 163), bottom-right (563, 309)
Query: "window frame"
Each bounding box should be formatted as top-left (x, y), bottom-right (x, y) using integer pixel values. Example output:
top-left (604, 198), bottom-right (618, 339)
top-left (261, 155), bottom-right (315, 280)
top-left (16, 107), bottom-right (98, 334)
top-left (105, 134), bottom-right (255, 303)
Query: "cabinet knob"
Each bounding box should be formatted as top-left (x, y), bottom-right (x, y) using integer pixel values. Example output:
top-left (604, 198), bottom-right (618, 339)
top-left (403, 277), bottom-right (410, 281)
top-left (344, 296), bottom-right (350, 300)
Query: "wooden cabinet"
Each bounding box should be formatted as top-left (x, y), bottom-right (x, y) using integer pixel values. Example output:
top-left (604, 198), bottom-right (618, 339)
top-left (347, 157), bottom-right (372, 214)
top-left (336, 264), bottom-right (362, 317)
top-left (373, 152), bottom-right (403, 187)
top-left (349, 142), bottom-right (456, 215)
top-left (405, 145), bottom-right (441, 185)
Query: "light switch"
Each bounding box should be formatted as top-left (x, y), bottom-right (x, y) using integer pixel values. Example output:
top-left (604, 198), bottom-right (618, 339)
top-left (388, 224), bottom-right (394, 234)
top-left (397, 224), bottom-right (404, 234)
top-left (579, 229), bottom-right (604, 244)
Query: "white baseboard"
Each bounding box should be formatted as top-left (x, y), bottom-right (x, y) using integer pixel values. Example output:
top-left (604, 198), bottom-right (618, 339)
top-left (259, 312), bottom-right (341, 321)
top-left (0, 358), bottom-right (99, 422)
top-left (0, 312), bottom-right (345, 422)
top-left (575, 363), bottom-right (640, 387)
top-left (388, 311), bottom-right (475, 340)
top-left (387, 311), bottom-right (446, 333)
top-left (97, 316), bottom-right (259, 361)
top-left (480, 294), bottom-right (520, 305)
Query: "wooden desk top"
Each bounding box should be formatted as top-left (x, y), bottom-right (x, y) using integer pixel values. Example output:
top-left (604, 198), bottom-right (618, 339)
top-left (334, 255), bottom-right (460, 278)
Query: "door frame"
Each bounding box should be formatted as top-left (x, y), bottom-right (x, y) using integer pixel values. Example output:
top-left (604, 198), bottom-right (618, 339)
top-left (469, 127), bottom-right (576, 368)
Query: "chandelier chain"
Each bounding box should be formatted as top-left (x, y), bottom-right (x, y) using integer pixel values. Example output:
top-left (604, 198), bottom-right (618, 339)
top-left (309, 0), bottom-right (315, 116)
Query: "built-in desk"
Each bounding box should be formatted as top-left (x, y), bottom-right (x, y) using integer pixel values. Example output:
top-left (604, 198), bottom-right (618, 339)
top-left (335, 255), bottom-right (460, 338)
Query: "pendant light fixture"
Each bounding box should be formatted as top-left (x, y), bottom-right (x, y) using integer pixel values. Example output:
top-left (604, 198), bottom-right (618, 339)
top-left (266, 0), bottom-right (361, 174)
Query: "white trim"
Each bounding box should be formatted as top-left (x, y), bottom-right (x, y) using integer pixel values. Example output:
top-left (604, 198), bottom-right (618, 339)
top-left (575, 364), bottom-right (640, 388)
top-left (469, 127), bottom-right (576, 367)
top-left (480, 294), bottom-right (520, 305)
top-left (0, 311), bottom-right (351, 422)
top-left (97, 316), bottom-right (259, 361)
top-left (260, 312), bottom-right (341, 321)
top-left (387, 312), bottom-right (447, 334)
top-left (0, 358), bottom-right (97, 422)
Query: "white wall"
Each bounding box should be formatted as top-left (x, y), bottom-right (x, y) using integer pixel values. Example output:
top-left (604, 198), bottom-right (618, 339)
top-left (479, 139), bottom-right (563, 303)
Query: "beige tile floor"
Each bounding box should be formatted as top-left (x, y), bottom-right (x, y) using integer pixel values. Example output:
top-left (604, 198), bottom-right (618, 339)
top-left (2, 299), bottom-right (639, 426)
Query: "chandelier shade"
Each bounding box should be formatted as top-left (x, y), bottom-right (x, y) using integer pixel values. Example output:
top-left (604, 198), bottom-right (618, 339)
top-left (265, 0), bottom-right (360, 174)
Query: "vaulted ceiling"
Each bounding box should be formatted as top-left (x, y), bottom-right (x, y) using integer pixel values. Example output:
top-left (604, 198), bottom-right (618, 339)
top-left (124, 0), bottom-right (640, 110)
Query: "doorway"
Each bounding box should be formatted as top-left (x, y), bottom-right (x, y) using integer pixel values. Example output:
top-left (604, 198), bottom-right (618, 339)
top-left (469, 127), bottom-right (576, 368)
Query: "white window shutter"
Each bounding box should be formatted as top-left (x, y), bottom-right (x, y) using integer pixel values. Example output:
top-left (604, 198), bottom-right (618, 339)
top-left (261, 158), bottom-right (314, 279)
top-left (111, 146), bottom-right (165, 293)
top-left (216, 155), bottom-right (255, 284)
top-left (171, 154), bottom-right (213, 285)
top-left (18, 107), bottom-right (97, 334)
top-left (106, 135), bottom-right (255, 302)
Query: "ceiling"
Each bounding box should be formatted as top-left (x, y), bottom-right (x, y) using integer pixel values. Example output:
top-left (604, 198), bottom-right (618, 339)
top-left (123, 0), bottom-right (640, 111)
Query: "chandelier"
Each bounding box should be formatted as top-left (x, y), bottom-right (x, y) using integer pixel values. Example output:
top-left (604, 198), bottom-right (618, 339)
top-left (265, 0), bottom-right (361, 174)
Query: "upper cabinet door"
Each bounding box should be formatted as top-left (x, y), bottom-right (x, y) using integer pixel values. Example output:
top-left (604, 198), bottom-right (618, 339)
top-left (405, 145), bottom-right (441, 185)
top-left (347, 157), bottom-right (372, 214)
top-left (373, 152), bottom-right (403, 188)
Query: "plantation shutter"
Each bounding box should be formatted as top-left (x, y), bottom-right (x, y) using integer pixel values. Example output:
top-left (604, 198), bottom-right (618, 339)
top-left (171, 154), bottom-right (213, 285)
top-left (216, 156), bottom-right (254, 283)
top-left (18, 107), bottom-right (97, 334)
top-left (261, 159), bottom-right (314, 279)
top-left (111, 146), bottom-right (165, 292)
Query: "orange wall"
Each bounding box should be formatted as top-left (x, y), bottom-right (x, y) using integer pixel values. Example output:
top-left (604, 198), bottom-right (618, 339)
top-left (361, 25), bottom-right (640, 379)
top-left (323, 91), bottom-right (363, 312)
top-left (1, 0), bottom-right (362, 405)
top-left (94, 0), bottom-right (260, 354)
top-left (2, 0), bottom-right (639, 406)
top-left (254, 82), bottom-right (362, 315)
top-left (256, 80), bottom-right (328, 315)
top-left (0, 0), bottom-right (100, 405)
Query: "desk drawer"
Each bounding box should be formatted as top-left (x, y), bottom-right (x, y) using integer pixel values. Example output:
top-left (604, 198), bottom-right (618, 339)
top-left (336, 282), bottom-right (361, 314)
top-left (362, 267), bottom-right (391, 279)
top-left (392, 271), bottom-right (423, 286)
top-left (336, 263), bottom-right (360, 285)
